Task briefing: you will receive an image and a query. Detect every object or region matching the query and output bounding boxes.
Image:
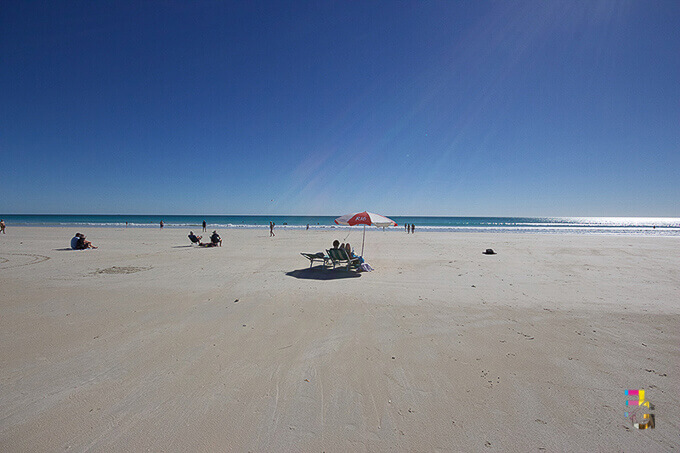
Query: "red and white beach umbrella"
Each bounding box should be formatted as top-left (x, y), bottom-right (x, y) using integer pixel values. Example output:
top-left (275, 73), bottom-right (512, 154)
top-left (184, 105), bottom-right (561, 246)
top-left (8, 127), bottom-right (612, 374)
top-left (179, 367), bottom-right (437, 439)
top-left (334, 211), bottom-right (398, 256)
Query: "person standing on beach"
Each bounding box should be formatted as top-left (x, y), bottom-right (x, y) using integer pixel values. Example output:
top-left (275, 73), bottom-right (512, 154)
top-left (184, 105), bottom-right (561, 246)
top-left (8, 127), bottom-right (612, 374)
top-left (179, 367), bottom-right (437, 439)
top-left (160, 220), bottom-right (164, 229)
top-left (411, 224), bottom-right (415, 234)
top-left (0, 219), bottom-right (5, 234)
top-left (270, 221), bottom-right (275, 237)
top-left (202, 220), bottom-right (207, 232)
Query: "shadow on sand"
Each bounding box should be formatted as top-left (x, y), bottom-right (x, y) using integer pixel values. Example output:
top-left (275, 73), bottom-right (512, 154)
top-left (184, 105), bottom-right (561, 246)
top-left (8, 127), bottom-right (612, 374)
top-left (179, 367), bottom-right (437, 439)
top-left (286, 267), bottom-right (361, 280)
top-left (53, 248), bottom-right (76, 251)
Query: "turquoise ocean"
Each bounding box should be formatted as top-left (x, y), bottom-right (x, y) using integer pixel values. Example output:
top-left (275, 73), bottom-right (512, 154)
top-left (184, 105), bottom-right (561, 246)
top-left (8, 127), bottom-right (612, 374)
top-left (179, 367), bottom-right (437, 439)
top-left (1, 215), bottom-right (679, 236)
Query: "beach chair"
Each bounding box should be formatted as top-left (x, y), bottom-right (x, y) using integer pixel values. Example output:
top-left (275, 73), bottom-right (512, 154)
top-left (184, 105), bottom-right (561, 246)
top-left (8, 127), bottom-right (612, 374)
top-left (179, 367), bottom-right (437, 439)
top-left (300, 252), bottom-right (330, 268)
top-left (326, 248), bottom-right (361, 271)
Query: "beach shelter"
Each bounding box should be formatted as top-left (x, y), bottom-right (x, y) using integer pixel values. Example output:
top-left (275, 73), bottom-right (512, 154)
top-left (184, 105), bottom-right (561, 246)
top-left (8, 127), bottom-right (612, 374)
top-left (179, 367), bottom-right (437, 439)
top-left (334, 211), bottom-right (398, 256)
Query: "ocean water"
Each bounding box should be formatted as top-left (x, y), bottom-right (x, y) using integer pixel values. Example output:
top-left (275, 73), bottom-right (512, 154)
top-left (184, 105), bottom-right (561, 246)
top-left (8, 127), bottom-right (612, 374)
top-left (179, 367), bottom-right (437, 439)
top-left (1, 215), bottom-right (679, 236)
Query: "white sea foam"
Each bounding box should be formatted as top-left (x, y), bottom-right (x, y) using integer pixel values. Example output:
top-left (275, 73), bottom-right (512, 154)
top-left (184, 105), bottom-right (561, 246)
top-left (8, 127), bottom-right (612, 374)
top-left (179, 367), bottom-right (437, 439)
top-left (9, 216), bottom-right (680, 236)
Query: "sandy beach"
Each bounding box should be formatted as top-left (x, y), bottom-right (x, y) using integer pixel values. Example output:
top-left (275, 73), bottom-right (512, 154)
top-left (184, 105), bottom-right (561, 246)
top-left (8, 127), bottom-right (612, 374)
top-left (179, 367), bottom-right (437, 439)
top-left (0, 226), bottom-right (678, 451)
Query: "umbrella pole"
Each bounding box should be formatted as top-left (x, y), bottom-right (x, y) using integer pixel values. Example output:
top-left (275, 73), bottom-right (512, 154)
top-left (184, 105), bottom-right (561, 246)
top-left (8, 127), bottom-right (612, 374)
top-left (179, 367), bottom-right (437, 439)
top-left (361, 225), bottom-right (366, 256)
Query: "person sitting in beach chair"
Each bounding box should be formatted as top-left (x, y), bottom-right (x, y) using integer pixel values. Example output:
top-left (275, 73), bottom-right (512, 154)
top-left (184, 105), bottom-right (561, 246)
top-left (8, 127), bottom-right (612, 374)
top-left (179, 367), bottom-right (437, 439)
top-left (344, 242), bottom-right (373, 271)
top-left (210, 230), bottom-right (222, 247)
top-left (326, 246), bottom-right (361, 271)
top-left (344, 243), bottom-right (364, 264)
top-left (188, 231), bottom-right (202, 245)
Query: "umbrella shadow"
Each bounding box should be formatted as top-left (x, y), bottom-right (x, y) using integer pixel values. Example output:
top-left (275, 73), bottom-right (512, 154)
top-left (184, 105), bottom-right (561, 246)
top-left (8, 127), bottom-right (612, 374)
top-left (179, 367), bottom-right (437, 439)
top-left (286, 267), bottom-right (361, 280)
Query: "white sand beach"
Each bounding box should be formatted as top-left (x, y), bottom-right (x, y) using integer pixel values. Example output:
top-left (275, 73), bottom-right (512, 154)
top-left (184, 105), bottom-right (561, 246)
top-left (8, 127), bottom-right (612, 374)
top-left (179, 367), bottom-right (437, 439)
top-left (0, 227), bottom-right (678, 451)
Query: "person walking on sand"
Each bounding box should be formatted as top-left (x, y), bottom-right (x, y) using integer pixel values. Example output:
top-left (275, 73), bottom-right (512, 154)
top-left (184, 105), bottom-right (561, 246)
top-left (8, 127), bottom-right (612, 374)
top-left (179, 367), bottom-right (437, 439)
top-left (0, 219), bottom-right (5, 234)
top-left (270, 221), bottom-right (275, 237)
top-left (202, 220), bottom-right (207, 232)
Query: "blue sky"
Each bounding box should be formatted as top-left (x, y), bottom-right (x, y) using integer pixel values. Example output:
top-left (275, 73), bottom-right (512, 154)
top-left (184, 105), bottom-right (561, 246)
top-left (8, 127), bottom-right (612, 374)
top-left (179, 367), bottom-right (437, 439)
top-left (1, 1), bottom-right (678, 216)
